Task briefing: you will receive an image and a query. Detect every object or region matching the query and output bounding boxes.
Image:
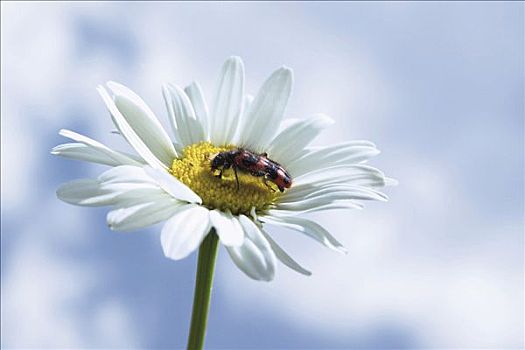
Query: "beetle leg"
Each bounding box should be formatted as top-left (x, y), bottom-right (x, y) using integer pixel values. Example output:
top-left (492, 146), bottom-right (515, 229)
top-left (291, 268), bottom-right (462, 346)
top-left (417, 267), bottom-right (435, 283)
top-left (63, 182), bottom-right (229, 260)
top-left (216, 161), bottom-right (232, 178)
top-left (262, 176), bottom-right (276, 192)
top-left (233, 166), bottom-right (240, 191)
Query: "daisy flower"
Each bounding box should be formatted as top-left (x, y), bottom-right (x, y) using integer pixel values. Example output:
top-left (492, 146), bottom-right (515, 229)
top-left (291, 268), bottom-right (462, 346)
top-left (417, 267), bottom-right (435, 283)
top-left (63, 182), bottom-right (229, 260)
top-left (53, 56), bottom-right (394, 281)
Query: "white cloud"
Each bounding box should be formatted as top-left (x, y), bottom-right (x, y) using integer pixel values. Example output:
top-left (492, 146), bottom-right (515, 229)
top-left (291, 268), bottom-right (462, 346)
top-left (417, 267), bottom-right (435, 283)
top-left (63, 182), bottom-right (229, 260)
top-left (1, 4), bottom-right (81, 210)
top-left (91, 299), bottom-right (140, 348)
top-left (1, 237), bottom-right (95, 348)
top-left (1, 199), bottom-right (141, 348)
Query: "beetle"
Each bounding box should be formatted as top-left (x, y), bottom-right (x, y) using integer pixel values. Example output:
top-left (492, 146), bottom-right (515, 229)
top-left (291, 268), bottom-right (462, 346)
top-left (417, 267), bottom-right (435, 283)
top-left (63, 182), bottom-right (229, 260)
top-left (210, 149), bottom-right (292, 192)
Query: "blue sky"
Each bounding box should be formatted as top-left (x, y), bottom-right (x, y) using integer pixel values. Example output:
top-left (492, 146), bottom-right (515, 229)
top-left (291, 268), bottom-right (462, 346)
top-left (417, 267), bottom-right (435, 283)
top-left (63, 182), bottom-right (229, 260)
top-left (1, 2), bottom-right (523, 348)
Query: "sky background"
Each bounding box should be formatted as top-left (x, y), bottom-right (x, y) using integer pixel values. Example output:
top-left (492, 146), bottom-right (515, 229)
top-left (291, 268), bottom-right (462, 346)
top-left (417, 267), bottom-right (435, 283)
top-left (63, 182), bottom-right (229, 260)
top-left (1, 2), bottom-right (523, 349)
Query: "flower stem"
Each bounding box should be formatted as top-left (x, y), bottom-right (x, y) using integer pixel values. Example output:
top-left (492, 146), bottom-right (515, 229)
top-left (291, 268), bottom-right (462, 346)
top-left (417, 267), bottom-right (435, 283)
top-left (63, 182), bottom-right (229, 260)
top-left (187, 230), bottom-right (219, 350)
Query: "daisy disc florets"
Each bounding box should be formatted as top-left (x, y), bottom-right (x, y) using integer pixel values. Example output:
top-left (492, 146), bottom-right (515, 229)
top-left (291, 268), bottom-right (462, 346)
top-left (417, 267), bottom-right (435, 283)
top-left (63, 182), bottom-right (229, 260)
top-left (170, 142), bottom-right (279, 215)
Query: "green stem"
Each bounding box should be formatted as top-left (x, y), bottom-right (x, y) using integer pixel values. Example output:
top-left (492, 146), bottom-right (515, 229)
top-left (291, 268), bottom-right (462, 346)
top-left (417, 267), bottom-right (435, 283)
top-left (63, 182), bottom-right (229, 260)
top-left (187, 230), bottom-right (219, 350)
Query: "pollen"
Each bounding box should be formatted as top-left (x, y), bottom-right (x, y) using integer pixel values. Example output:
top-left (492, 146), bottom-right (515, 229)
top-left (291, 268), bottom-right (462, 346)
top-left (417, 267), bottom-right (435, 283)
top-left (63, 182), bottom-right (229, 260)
top-left (170, 142), bottom-right (279, 216)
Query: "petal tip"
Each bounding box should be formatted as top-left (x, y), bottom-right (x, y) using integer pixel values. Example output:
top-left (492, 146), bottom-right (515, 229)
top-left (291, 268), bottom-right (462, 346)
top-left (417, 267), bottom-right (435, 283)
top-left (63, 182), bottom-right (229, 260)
top-left (187, 80), bottom-right (199, 89)
top-left (227, 55), bottom-right (243, 64)
top-left (162, 246), bottom-right (193, 261)
top-left (279, 66), bottom-right (293, 77)
top-left (279, 67), bottom-right (294, 83)
top-left (106, 80), bottom-right (121, 89)
top-left (96, 85), bottom-right (111, 99)
top-left (337, 246), bottom-right (349, 254)
top-left (106, 81), bottom-right (133, 99)
top-left (385, 177), bottom-right (399, 186)
top-left (316, 113), bottom-right (335, 126)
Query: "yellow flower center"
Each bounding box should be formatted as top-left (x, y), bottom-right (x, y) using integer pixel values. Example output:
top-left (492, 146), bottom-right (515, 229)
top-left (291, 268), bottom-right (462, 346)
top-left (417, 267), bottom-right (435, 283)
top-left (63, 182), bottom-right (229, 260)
top-left (170, 142), bottom-right (279, 216)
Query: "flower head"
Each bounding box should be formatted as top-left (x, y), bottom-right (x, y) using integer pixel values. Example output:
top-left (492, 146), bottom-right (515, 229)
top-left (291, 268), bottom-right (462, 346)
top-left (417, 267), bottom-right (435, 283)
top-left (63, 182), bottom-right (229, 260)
top-left (53, 57), bottom-right (394, 281)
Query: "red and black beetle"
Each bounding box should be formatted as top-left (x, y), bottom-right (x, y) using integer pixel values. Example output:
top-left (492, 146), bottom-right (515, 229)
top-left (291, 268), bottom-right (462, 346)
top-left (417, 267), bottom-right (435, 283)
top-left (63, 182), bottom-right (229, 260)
top-left (210, 149), bottom-right (292, 192)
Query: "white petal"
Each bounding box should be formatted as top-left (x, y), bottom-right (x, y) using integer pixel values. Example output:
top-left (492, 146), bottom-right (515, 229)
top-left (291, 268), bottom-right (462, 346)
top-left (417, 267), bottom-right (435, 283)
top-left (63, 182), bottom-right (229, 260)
top-left (231, 94), bottom-right (254, 144)
top-left (143, 166), bottom-right (202, 204)
top-left (287, 141), bottom-right (380, 177)
top-left (98, 165), bottom-right (155, 185)
top-left (106, 81), bottom-right (177, 166)
top-left (275, 194), bottom-right (360, 213)
top-left (242, 94), bottom-right (254, 115)
top-left (276, 118), bottom-right (300, 132)
top-left (274, 198), bottom-right (364, 213)
top-left (162, 85), bottom-right (185, 146)
top-left (267, 114), bottom-right (334, 165)
top-left (57, 179), bottom-right (119, 206)
top-left (185, 81), bottom-right (210, 140)
top-left (260, 215), bottom-right (347, 253)
top-left (162, 84), bottom-right (206, 146)
top-left (226, 215), bottom-right (276, 281)
top-left (288, 181), bottom-right (385, 203)
top-left (52, 143), bottom-right (122, 166)
top-left (210, 56), bottom-right (245, 146)
top-left (239, 215), bottom-right (272, 250)
top-left (99, 165), bottom-right (200, 207)
top-left (281, 184), bottom-right (388, 204)
top-left (53, 130), bottom-right (143, 166)
top-left (385, 177), bottom-right (399, 186)
top-left (268, 202), bottom-right (364, 217)
top-left (209, 210), bottom-right (244, 246)
top-left (98, 86), bottom-right (169, 170)
top-left (238, 66), bottom-right (293, 152)
top-left (110, 187), bottom-right (171, 208)
top-left (161, 205), bottom-right (211, 260)
top-left (294, 164), bottom-right (386, 187)
top-left (99, 181), bottom-right (158, 194)
top-left (259, 229), bottom-right (311, 276)
top-left (107, 197), bottom-right (181, 231)
top-left (278, 200), bottom-right (364, 215)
